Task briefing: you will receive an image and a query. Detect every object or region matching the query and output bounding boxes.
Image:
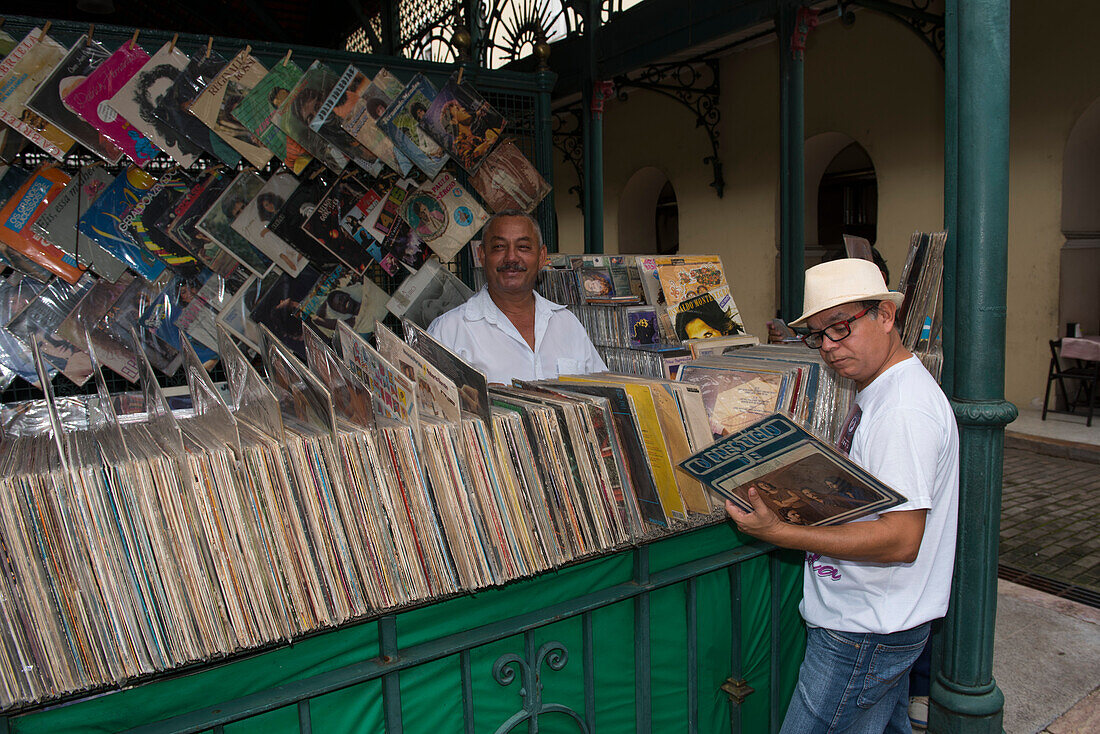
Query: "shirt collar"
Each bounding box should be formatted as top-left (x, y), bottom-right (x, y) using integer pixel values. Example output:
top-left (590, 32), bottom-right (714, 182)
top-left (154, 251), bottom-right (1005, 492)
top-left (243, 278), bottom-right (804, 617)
top-left (464, 285), bottom-right (567, 326)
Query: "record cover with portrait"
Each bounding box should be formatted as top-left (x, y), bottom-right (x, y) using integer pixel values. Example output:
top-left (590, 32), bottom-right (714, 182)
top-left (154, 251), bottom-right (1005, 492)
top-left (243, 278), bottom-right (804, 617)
top-left (405, 172), bottom-right (488, 262)
top-left (231, 59), bottom-right (312, 174)
top-left (186, 47), bottom-right (273, 168)
top-left (155, 49), bottom-right (242, 166)
top-left (309, 64), bottom-right (380, 172)
top-left (421, 71), bottom-right (505, 173)
top-left (248, 264), bottom-right (323, 358)
top-left (342, 67), bottom-right (412, 176)
top-left (274, 61), bottom-right (347, 173)
top-left (63, 40), bottom-right (160, 166)
top-left (0, 28), bottom-right (76, 160)
top-left (196, 170), bottom-right (272, 276)
top-left (679, 413), bottom-right (907, 526)
top-left (376, 73), bottom-right (449, 178)
top-left (468, 139), bottom-right (550, 214)
top-left (301, 164), bottom-right (377, 271)
top-left (25, 36), bottom-right (124, 163)
top-left (266, 159), bottom-right (343, 267)
top-left (106, 41), bottom-right (202, 167)
top-left (155, 166), bottom-right (234, 273)
top-left (230, 168), bottom-right (309, 275)
top-left (296, 264), bottom-right (389, 341)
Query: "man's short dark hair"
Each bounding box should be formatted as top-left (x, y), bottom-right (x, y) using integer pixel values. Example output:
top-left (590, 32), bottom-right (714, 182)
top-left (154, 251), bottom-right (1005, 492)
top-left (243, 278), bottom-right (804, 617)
top-left (481, 209), bottom-right (543, 249)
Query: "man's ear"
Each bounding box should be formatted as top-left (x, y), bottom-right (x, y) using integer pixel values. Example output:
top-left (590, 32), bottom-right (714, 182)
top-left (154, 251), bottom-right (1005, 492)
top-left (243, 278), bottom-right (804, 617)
top-left (476, 242), bottom-right (485, 267)
top-left (539, 245), bottom-right (548, 268)
top-left (877, 299), bottom-right (898, 331)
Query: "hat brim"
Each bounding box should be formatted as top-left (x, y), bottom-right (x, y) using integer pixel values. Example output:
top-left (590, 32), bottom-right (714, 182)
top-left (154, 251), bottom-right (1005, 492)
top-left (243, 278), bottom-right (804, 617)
top-left (789, 291), bottom-right (905, 328)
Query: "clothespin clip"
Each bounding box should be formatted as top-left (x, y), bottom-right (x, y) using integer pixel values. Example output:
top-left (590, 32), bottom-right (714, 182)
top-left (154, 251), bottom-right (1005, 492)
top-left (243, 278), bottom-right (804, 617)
top-left (169, 33), bottom-right (178, 53)
top-left (129, 29), bottom-right (140, 48)
top-left (205, 36), bottom-right (213, 59)
top-left (282, 49), bottom-right (292, 66)
top-left (87, 24), bottom-right (94, 41)
top-left (40, 21), bottom-right (51, 37)
top-left (456, 67), bottom-right (464, 85)
top-left (243, 44), bottom-right (252, 57)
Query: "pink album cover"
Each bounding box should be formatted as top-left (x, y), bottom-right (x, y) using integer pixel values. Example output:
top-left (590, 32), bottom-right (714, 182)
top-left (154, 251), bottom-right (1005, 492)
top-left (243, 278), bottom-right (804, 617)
top-left (62, 41), bottom-right (161, 166)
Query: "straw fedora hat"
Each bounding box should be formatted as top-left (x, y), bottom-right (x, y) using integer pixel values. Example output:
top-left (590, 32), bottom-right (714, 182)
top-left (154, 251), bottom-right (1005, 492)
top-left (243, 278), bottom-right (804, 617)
top-left (790, 258), bottom-right (904, 328)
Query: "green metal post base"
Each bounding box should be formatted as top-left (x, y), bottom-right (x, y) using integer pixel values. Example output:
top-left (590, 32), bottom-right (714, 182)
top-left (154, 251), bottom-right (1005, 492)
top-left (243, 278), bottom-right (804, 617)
top-left (929, 677), bottom-right (1004, 733)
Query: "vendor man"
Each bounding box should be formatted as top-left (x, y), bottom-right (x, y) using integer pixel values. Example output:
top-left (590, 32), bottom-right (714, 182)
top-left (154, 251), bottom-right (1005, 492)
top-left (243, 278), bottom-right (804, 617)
top-left (428, 210), bottom-right (606, 384)
top-left (726, 258), bottom-right (959, 734)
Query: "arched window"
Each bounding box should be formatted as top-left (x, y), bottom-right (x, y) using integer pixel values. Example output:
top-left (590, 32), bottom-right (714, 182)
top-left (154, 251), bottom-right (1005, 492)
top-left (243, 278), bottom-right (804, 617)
top-left (618, 167), bottom-right (678, 254)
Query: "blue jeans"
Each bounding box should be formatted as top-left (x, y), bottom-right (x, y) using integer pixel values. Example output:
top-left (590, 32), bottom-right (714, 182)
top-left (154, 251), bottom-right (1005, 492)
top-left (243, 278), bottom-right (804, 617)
top-left (779, 622), bottom-right (931, 734)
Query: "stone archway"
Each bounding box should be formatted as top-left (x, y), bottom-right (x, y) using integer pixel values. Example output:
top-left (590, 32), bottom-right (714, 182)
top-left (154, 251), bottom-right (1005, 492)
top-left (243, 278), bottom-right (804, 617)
top-left (804, 133), bottom-right (877, 263)
top-left (618, 167), bottom-right (677, 254)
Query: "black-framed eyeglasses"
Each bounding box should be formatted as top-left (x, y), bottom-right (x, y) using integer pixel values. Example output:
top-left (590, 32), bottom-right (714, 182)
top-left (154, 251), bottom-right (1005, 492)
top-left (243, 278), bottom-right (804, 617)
top-left (800, 305), bottom-right (875, 349)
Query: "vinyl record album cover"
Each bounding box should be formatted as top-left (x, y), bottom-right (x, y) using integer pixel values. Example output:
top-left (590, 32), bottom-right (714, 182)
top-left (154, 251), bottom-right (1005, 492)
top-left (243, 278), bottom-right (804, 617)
top-left (0, 29), bottom-right (75, 160)
top-left (376, 73), bottom-right (449, 178)
top-left (420, 71), bottom-right (505, 173)
top-left (186, 47), bottom-right (273, 168)
top-left (468, 139), bottom-right (550, 214)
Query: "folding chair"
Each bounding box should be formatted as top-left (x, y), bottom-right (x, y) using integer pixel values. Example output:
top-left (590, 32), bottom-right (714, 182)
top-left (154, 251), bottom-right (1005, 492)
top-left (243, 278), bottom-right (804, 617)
top-left (1042, 339), bottom-right (1100, 427)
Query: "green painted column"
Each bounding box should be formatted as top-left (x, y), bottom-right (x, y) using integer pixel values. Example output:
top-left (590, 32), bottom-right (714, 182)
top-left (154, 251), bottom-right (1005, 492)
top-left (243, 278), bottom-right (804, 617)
top-left (941, 0), bottom-right (958, 397)
top-left (534, 52), bottom-right (559, 252)
top-left (582, 0), bottom-right (604, 255)
top-left (778, 2), bottom-right (805, 321)
top-left (930, 1), bottom-right (1016, 732)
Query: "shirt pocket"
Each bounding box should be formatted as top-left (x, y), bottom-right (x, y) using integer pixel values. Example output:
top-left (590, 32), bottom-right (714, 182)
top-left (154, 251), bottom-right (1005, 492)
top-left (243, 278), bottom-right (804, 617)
top-left (555, 357), bottom-right (583, 376)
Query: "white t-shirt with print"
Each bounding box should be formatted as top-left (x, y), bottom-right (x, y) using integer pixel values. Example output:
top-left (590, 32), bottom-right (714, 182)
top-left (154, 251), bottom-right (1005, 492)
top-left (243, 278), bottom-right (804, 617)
top-left (800, 356), bottom-right (960, 634)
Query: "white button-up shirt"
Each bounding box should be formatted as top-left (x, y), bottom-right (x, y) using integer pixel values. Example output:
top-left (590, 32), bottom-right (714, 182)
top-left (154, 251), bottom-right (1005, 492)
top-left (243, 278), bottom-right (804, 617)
top-left (427, 287), bottom-right (607, 384)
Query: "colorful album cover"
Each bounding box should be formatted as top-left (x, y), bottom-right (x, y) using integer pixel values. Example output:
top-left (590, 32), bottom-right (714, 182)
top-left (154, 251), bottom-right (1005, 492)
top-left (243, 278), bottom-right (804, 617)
top-left (231, 59), bottom-right (313, 173)
top-left (468, 139), bottom-right (551, 214)
top-left (309, 64), bottom-right (380, 171)
top-left (0, 164), bottom-right (86, 284)
top-left (405, 172), bottom-right (488, 261)
top-left (119, 168), bottom-right (202, 275)
top-left (155, 49), bottom-right (242, 166)
top-left (668, 286), bottom-right (744, 341)
top-left (342, 67), bottom-right (412, 176)
top-left (656, 256), bottom-right (728, 306)
top-left (379, 218), bottom-right (428, 271)
top-left (230, 168), bottom-right (309, 275)
top-left (0, 29), bottom-right (75, 160)
top-left (371, 180), bottom-right (409, 240)
top-left (25, 37), bottom-right (124, 163)
top-left (376, 73), bottom-right (449, 178)
top-left (301, 164), bottom-right (378, 271)
top-left (31, 166), bottom-right (129, 282)
top-left (196, 170), bottom-right (272, 276)
top-left (274, 61), bottom-right (348, 173)
top-left (421, 72), bottom-right (505, 173)
top-left (336, 320), bottom-right (418, 427)
top-left (296, 265), bottom-right (389, 340)
top-left (106, 40), bottom-right (202, 167)
top-left (185, 47), bottom-right (273, 168)
top-left (266, 160), bottom-right (343, 267)
top-left (626, 306), bottom-right (660, 346)
top-left (63, 40), bottom-right (160, 166)
top-left (580, 267), bottom-right (615, 301)
top-left (248, 264), bottom-right (323, 358)
top-left (78, 165), bottom-right (167, 281)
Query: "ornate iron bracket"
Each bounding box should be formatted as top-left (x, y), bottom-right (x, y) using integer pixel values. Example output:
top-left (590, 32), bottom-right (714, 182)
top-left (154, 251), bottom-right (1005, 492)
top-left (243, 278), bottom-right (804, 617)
top-left (552, 106), bottom-right (586, 212)
top-left (612, 58), bottom-right (724, 197)
top-left (843, 0), bottom-right (945, 65)
top-left (492, 641), bottom-right (590, 733)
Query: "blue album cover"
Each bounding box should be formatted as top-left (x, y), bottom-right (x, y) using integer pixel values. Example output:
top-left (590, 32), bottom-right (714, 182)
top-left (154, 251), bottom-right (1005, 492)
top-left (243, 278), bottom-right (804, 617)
top-left (78, 166), bottom-right (167, 281)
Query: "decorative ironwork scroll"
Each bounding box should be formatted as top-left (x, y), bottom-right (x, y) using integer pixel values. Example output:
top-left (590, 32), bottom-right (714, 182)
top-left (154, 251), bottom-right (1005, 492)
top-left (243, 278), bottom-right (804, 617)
top-left (613, 58), bottom-right (724, 197)
top-left (551, 106), bottom-right (585, 211)
top-left (844, 0), bottom-right (945, 65)
top-left (492, 641), bottom-right (590, 734)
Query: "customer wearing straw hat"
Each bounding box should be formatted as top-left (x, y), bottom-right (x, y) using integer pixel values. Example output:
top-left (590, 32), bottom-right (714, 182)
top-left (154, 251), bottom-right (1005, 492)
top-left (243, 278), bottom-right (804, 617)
top-left (726, 258), bottom-right (959, 734)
